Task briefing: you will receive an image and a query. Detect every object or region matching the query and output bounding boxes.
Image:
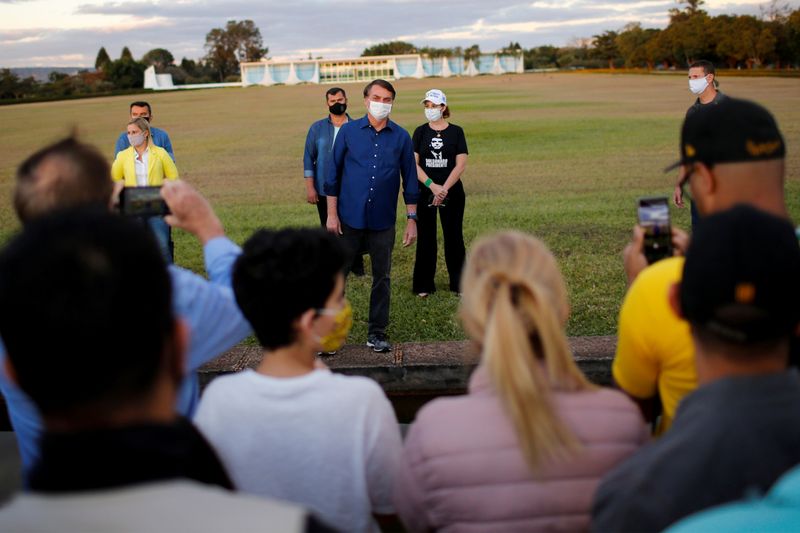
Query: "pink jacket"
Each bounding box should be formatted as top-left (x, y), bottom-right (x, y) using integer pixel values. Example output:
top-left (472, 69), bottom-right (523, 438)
top-left (394, 366), bottom-right (648, 532)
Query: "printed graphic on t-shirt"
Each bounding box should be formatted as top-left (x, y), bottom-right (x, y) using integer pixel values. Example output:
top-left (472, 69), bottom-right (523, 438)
top-left (426, 136), bottom-right (448, 168)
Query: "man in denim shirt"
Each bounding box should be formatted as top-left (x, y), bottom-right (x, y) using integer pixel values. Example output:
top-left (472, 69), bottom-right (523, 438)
top-left (303, 87), bottom-right (364, 277)
top-left (325, 79), bottom-right (419, 353)
top-left (114, 101), bottom-right (175, 160)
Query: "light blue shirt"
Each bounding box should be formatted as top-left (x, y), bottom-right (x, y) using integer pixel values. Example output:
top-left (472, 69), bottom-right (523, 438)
top-left (665, 463), bottom-right (800, 532)
top-left (0, 236), bottom-right (250, 473)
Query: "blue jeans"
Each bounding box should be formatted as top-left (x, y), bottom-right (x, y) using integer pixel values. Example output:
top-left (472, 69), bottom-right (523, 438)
top-left (341, 224), bottom-right (394, 338)
top-left (147, 217), bottom-right (173, 264)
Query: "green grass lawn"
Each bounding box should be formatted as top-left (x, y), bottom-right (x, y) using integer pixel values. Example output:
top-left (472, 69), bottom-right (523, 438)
top-left (0, 73), bottom-right (798, 343)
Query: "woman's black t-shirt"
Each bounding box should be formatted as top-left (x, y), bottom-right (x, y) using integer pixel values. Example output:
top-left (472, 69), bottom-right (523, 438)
top-left (412, 123), bottom-right (468, 197)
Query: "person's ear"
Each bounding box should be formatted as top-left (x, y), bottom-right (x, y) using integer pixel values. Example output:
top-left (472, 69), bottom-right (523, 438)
top-left (297, 309), bottom-right (317, 339)
top-left (668, 282), bottom-right (683, 319)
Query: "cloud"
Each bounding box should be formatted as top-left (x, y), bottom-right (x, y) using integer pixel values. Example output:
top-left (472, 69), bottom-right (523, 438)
top-left (0, 0), bottom-right (792, 67)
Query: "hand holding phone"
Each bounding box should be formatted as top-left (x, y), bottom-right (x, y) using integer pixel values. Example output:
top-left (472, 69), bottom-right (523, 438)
top-left (119, 186), bottom-right (170, 218)
top-left (637, 196), bottom-right (673, 264)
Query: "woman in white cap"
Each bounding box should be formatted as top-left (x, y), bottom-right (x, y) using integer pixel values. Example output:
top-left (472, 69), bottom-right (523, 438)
top-left (411, 89), bottom-right (468, 297)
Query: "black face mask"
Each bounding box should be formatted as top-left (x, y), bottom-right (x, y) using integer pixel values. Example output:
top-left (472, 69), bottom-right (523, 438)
top-left (329, 102), bottom-right (347, 116)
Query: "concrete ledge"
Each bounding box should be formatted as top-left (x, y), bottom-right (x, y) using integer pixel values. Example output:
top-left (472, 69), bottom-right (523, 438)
top-left (199, 336), bottom-right (616, 423)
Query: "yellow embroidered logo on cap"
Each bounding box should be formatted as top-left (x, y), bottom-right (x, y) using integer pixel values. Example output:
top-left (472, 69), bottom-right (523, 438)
top-left (685, 144), bottom-right (696, 157)
top-left (735, 282), bottom-right (756, 304)
top-left (746, 139), bottom-right (782, 157)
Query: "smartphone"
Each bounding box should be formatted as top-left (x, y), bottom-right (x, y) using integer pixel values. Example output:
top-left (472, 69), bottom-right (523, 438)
top-left (119, 186), bottom-right (170, 217)
top-left (637, 196), bottom-right (672, 264)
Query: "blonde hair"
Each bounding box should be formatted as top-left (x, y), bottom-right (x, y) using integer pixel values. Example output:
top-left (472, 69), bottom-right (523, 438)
top-left (459, 231), bottom-right (595, 472)
top-left (127, 117), bottom-right (152, 145)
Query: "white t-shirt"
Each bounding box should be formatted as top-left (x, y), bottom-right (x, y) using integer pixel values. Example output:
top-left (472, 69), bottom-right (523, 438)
top-left (194, 368), bottom-right (402, 533)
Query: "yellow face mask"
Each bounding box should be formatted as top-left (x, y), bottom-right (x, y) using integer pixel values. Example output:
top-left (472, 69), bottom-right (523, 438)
top-left (314, 301), bottom-right (353, 352)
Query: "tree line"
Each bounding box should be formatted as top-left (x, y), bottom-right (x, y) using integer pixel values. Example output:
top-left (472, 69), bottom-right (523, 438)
top-left (1, 20), bottom-right (266, 101)
top-left (3, 2), bottom-right (799, 102)
top-left (362, 0), bottom-right (800, 70)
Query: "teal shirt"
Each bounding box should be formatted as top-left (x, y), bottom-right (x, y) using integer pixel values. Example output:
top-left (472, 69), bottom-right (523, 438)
top-left (666, 463), bottom-right (800, 532)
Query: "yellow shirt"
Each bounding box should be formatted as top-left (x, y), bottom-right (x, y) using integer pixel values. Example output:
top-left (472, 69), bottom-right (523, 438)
top-left (612, 257), bottom-right (696, 434)
top-left (111, 144), bottom-right (178, 187)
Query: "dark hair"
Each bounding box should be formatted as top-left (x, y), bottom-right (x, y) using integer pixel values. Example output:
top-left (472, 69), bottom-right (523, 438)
top-left (690, 60), bottom-right (719, 88)
top-left (129, 101), bottom-right (152, 115)
top-left (0, 210), bottom-right (173, 418)
top-left (442, 105), bottom-right (451, 119)
top-left (233, 228), bottom-right (348, 350)
top-left (14, 136), bottom-right (114, 224)
top-left (325, 87), bottom-right (346, 99)
top-left (363, 79), bottom-right (396, 100)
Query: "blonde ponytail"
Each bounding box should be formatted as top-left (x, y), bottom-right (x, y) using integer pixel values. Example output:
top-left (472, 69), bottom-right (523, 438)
top-left (460, 231), bottom-right (595, 472)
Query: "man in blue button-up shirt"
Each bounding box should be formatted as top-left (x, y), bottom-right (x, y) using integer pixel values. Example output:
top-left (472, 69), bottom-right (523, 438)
top-left (325, 79), bottom-right (419, 353)
top-left (114, 101), bottom-right (175, 160)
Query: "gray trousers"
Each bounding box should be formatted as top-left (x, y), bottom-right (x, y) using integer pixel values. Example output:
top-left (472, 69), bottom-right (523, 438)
top-left (341, 224), bottom-right (395, 338)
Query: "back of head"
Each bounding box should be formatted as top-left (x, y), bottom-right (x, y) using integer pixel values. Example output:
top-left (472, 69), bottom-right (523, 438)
top-left (459, 231), bottom-right (593, 471)
top-left (675, 98), bottom-right (785, 214)
top-left (681, 205), bottom-right (800, 359)
top-left (0, 210), bottom-right (173, 420)
top-left (14, 137), bottom-right (113, 224)
top-left (233, 228), bottom-right (348, 350)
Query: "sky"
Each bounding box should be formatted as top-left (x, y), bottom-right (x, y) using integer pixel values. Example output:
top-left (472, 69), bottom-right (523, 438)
top-left (0, 0), bottom-right (793, 68)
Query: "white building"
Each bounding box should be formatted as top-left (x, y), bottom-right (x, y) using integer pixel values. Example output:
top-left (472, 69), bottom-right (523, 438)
top-left (239, 52), bottom-right (524, 87)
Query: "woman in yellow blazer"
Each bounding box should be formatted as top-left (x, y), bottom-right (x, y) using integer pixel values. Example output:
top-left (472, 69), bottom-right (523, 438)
top-left (111, 117), bottom-right (178, 186)
top-left (112, 117), bottom-right (178, 262)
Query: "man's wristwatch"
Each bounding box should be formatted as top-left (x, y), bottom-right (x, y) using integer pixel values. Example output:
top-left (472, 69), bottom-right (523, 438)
top-left (407, 212), bottom-right (418, 221)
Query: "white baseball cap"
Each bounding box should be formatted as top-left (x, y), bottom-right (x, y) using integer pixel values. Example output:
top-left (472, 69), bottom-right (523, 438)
top-left (421, 89), bottom-right (447, 106)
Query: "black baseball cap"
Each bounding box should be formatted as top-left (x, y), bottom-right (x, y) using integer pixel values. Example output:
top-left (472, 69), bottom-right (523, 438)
top-left (680, 205), bottom-right (800, 344)
top-left (665, 98), bottom-right (785, 172)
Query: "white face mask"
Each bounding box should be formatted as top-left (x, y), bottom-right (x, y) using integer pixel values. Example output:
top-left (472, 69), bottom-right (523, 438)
top-left (368, 101), bottom-right (392, 120)
top-left (127, 133), bottom-right (146, 147)
top-left (424, 107), bottom-right (443, 122)
top-left (689, 77), bottom-right (709, 95)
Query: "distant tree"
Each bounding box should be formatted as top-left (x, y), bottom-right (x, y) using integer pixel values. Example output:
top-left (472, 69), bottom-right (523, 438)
top-left (464, 44), bottom-right (481, 62)
top-left (48, 71), bottom-right (69, 82)
top-left (106, 57), bottom-right (145, 88)
top-left (665, 13), bottom-right (714, 66)
top-left (0, 69), bottom-right (22, 99)
top-left (120, 46), bottom-right (134, 61)
top-left (670, 0), bottom-right (707, 22)
top-left (788, 9), bottom-right (800, 65)
top-left (95, 47), bottom-right (111, 71)
top-left (0, 69), bottom-right (37, 99)
top-left (361, 41), bottom-right (417, 56)
top-left (500, 41), bottom-right (522, 54)
top-left (592, 30), bottom-right (621, 68)
top-left (205, 20), bottom-right (267, 81)
top-left (418, 46), bottom-right (454, 57)
top-left (616, 23), bottom-right (660, 68)
top-left (141, 48), bottom-right (175, 71)
top-left (524, 46), bottom-right (560, 69)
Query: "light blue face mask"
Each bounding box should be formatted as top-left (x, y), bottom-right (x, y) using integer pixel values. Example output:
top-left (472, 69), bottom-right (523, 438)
top-left (127, 133), bottom-right (146, 147)
top-left (425, 107), bottom-right (443, 122)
